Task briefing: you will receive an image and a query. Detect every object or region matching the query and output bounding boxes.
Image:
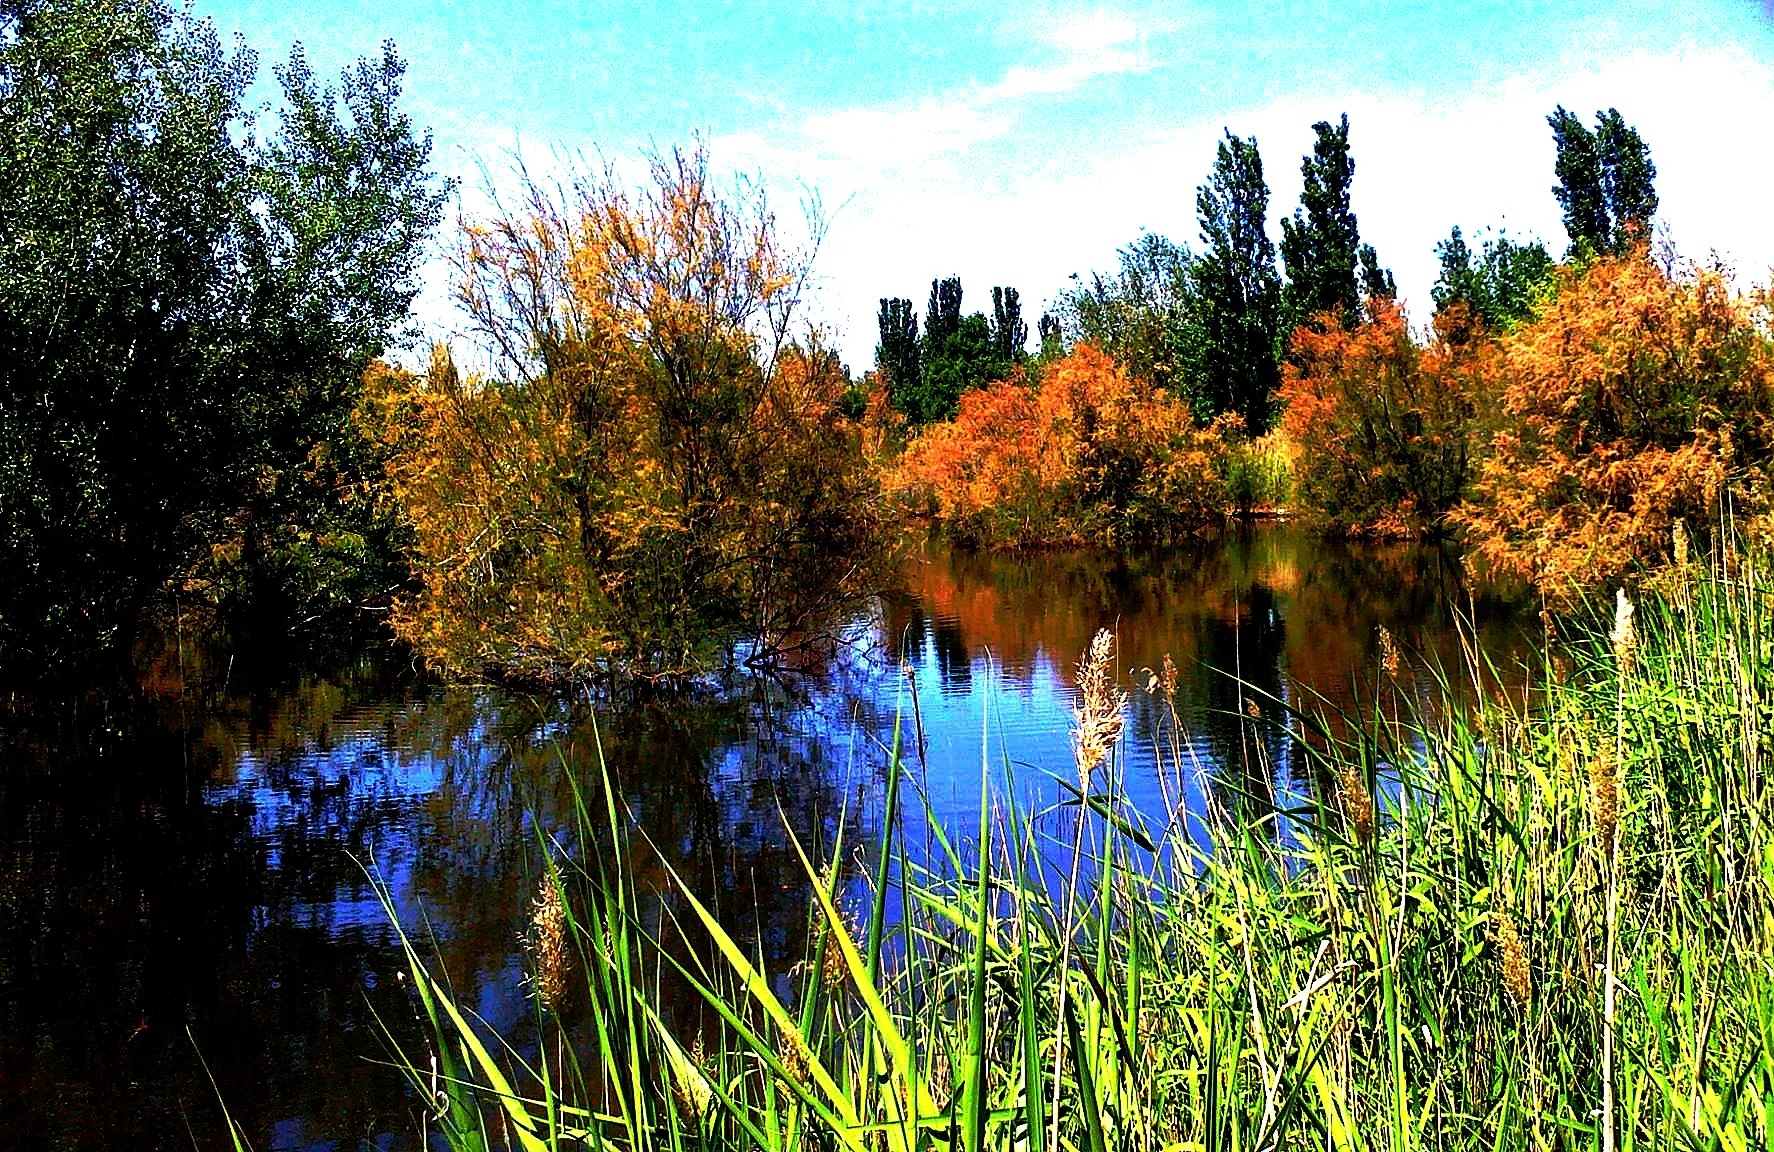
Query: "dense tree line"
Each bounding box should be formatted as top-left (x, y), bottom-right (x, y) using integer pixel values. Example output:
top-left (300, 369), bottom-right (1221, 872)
top-left (0, 0), bottom-right (446, 673)
top-left (877, 278), bottom-right (1027, 425)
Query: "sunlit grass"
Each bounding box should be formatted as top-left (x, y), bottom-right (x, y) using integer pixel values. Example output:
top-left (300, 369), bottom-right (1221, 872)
top-left (372, 536), bottom-right (1774, 1151)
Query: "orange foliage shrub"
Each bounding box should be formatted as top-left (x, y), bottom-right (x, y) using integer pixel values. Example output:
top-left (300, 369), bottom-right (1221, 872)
top-left (1279, 300), bottom-right (1486, 539)
top-left (886, 344), bottom-right (1234, 547)
top-left (367, 149), bottom-right (891, 684)
top-left (1454, 255), bottom-right (1774, 596)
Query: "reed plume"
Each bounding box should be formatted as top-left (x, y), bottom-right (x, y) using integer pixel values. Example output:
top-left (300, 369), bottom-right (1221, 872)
top-left (528, 873), bottom-right (570, 1013)
top-left (1073, 628), bottom-right (1126, 782)
top-left (1492, 907), bottom-right (1532, 1008)
top-left (1611, 589), bottom-right (1637, 675)
top-left (1378, 624), bottom-right (1402, 682)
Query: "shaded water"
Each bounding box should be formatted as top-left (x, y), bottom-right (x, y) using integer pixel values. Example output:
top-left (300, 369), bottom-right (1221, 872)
top-left (0, 527), bottom-right (1528, 1149)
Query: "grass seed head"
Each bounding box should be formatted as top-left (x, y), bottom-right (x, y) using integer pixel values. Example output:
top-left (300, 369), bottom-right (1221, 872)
top-left (778, 1028), bottom-right (813, 1089)
top-left (1591, 747), bottom-right (1620, 857)
top-left (1611, 588), bottom-right (1637, 674)
top-left (1378, 625), bottom-right (1402, 682)
top-left (1336, 762), bottom-right (1374, 847)
top-left (1073, 628), bottom-right (1126, 782)
top-left (528, 874), bottom-right (570, 1013)
top-left (1492, 908), bottom-right (1532, 1008)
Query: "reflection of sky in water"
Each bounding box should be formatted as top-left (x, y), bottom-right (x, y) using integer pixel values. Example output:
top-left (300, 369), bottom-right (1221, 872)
top-left (5, 528), bottom-right (1526, 1150)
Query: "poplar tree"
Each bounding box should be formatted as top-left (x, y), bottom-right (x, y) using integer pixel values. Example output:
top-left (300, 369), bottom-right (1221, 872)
top-left (990, 286), bottom-right (1027, 364)
top-left (1549, 105), bottom-right (1656, 256)
top-left (1280, 114), bottom-right (1362, 332)
top-left (875, 296), bottom-right (920, 414)
top-left (1192, 130), bottom-right (1281, 432)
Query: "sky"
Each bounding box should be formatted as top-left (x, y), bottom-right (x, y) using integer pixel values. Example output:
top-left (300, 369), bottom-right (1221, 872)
top-left (194, 0), bottom-right (1774, 371)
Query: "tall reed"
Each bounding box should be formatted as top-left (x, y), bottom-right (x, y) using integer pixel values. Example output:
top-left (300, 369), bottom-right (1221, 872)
top-left (371, 537), bottom-right (1774, 1151)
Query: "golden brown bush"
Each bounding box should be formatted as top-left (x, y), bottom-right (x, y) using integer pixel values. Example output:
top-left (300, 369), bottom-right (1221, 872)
top-left (1454, 254), bottom-right (1774, 597)
top-left (1278, 300), bottom-right (1487, 539)
top-left (366, 148), bottom-right (892, 683)
top-left (884, 344), bottom-right (1236, 548)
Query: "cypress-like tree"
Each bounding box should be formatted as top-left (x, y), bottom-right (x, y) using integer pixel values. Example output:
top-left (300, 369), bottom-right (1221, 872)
top-left (1549, 106), bottom-right (1609, 254)
top-left (990, 286), bottom-right (1027, 364)
top-left (1358, 243), bottom-right (1396, 304)
top-left (1279, 114), bottom-right (1362, 332)
top-left (926, 277), bottom-right (963, 349)
top-left (1596, 108), bottom-right (1657, 248)
top-left (1192, 130), bottom-right (1281, 432)
top-left (1550, 106), bottom-right (1656, 256)
top-left (876, 296), bottom-right (920, 414)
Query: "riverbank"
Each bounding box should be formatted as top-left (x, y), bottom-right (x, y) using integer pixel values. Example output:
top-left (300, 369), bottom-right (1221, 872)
top-left (388, 540), bottom-right (1773, 1150)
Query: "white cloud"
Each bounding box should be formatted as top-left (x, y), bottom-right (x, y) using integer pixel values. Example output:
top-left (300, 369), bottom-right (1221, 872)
top-left (721, 39), bottom-right (1774, 369)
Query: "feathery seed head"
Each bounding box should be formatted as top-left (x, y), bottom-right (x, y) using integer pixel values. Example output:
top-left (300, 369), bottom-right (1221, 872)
top-left (527, 874), bottom-right (570, 1013)
top-left (1492, 907), bottom-right (1532, 1008)
top-left (1073, 629), bottom-right (1127, 782)
top-left (1611, 588), bottom-right (1637, 674)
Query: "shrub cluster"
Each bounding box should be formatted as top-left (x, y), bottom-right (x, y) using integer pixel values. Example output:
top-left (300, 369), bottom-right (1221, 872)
top-left (1281, 252), bottom-right (1774, 597)
top-left (884, 345), bottom-right (1251, 548)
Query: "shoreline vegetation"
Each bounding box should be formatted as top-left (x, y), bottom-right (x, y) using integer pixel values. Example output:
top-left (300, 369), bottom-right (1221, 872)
top-left (377, 533), bottom-right (1774, 1151)
top-left (8, 5), bottom-right (1774, 1147)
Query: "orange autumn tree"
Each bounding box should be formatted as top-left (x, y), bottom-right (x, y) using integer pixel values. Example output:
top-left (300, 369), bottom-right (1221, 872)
top-left (1455, 253), bottom-right (1774, 595)
top-left (1279, 299), bottom-right (1487, 539)
top-left (886, 343), bottom-right (1234, 547)
top-left (367, 147), bottom-right (891, 684)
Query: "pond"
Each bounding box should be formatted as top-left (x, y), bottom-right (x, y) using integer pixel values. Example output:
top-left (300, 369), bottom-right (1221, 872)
top-left (0, 526), bottom-right (1529, 1150)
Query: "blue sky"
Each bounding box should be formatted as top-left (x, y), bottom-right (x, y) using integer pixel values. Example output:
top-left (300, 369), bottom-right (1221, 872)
top-left (196, 0), bottom-right (1774, 369)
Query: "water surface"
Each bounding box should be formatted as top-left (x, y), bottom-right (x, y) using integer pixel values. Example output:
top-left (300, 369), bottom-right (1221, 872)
top-left (0, 526), bottom-right (1527, 1149)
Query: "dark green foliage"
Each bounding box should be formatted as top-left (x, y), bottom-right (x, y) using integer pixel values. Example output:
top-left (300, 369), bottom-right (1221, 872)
top-left (1432, 226), bottom-right (1555, 332)
top-left (1193, 131), bottom-right (1281, 432)
top-left (0, 0), bottom-right (446, 669)
top-left (926, 276), bottom-right (963, 349)
top-left (1549, 105), bottom-right (1657, 256)
top-left (1280, 114), bottom-right (1363, 332)
top-left (922, 312), bottom-right (999, 422)
top-left (990, 286), bottom-right (1026, 364)
top-left (876, 296), bottom-right (920, 414)
top-left (1037, 312), bottom-right (1064, 360)
top-left (1596, 109), bottom-right (1657, 247)
top-left (887, 277), bottom-right (1019, 424)
top-left (1358, 243), bottom-right (1396, 304)
top-left (1058, 233), bottom-right (1197, 393)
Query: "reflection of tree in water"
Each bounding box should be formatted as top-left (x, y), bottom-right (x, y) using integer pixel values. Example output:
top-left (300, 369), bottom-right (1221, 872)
top-left (1194, 581), bottom-right (1288, 816)
top-left (0, 650), bottom-right (864, 1150)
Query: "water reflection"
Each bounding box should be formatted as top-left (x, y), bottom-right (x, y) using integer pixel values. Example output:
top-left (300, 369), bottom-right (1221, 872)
top-left (0, 526), bottom-right (1529, 1149)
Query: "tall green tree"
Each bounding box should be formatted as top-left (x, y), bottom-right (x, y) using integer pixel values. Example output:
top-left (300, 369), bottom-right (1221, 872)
top-left (990, 286), bottom-right (1027, 364)
top-left (1358, 244), bottom-right (1396, 304)
top-left (1596, 108), bottom-right (1657, 247)
top-left (887, 277), bottom-right (1018, 424)
top-left (876, 296), bottom-right (920, 414)
top-left (1432, 225), bottom-right (1555, 334)
top-left (1192, 130), bottom-right (1281, 432)
top-left (1549, 105), bottom-right (1657, 256)
top-left (1058, 232), bottom-right (1197, 392)
top-left (0, 0), bottom-right (446, 668)
top-left (1280, 114), bottom-right (1363, 332)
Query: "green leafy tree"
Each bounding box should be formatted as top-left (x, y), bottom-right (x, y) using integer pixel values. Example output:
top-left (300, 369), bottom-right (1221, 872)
top-left (1058, 233), bottom-right (1198, 392)
top-left (876, 296), bottom-right (920, 414)
top-left (1432, 226), bottom-right (1555, 334)
top-left (1280, 114), bottom-right (1363, 332)
top-left (0, 0), bottom-right (446, 668)
top-left (990, 286), bottom-right (1027, 364)
top-left (1596, 108), bottom-right (1657, 247)
top-left (1192, 130), bottom-right (1281, 432)
top-left (892, 277), bottom-right (1017, 424)
top-left (1358, 243), bottom-right (1397, 304)
top-left (1549, 105), bottom-right (1657, 256)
